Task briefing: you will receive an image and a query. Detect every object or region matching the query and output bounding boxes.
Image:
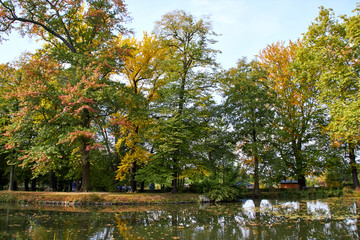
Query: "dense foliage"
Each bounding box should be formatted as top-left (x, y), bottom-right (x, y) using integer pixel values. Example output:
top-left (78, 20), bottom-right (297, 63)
top-left (0, 1), bottom-right (360, 196)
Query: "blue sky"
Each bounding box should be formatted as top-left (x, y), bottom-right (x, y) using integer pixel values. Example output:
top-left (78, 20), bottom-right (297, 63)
top-left (0, 0), bottom-right (357, 69)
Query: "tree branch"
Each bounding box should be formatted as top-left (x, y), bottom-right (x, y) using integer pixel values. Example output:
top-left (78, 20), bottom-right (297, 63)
top-left (45, 0), bottom-right (75, 53)
top-left (8, 15), bottom-right (76, 53)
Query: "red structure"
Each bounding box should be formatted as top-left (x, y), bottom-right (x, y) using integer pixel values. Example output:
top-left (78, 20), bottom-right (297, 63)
top-left (280, 180), bottom-right (300, 189)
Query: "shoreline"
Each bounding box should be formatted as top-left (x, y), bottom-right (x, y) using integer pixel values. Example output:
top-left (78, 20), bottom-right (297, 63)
top-left (0, 191), bottom-right (203, 206)
top-left (1, 188), bottom-right (359, 207)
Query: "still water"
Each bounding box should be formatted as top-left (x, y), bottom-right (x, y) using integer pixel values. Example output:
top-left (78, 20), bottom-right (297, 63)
top-left (1, 198), bottom-right (359, 239)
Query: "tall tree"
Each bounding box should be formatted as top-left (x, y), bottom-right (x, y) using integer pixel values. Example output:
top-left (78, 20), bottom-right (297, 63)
top-left (114, 33), bottom-right (168, 192)
top-left (258, 41), bottom-right (327, 188)
top-left (303, 5), bottom-right (360, 189)
top-left (0, 63), bottom-right (17, 189)
top-left (0, 0), bottom-right (129, 191)
top-left (221, 58), bottom-right (274, 197)
top-left (152, 10), bottom-right (219, 193)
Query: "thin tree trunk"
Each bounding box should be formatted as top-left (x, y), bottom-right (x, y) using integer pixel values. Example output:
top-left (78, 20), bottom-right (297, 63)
top-left (349, 144), bottom-right (360, 190)
top-left (172, 164), bottom-right (178, 194)
top-left (9, 165), bottom-right (14, 191)
top-left (252, 129), bottom-right (260, 197)
top-left (31, 178), bottom-right (37, 191)
top-left (49, 170), bottom-right (57, 191)
top-left (254, 155), bottom-right (260, 197)
top-left (130, 161), bottom-right (137, 192)
top-left (24, 177), bottom-right (29, 191)
top-left (140, 181), bottom-right (145, 192)
top-left (129, 126), bottom-right (140, 193)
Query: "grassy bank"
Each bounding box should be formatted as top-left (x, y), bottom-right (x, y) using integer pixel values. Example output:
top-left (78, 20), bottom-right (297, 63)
top-left (1, 187), bottom-right (359, 206)
top-left (0, 191), bottom-right (201, 206)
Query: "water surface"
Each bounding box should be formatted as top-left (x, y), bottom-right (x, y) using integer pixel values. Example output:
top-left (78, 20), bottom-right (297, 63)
top-left (1, 198), bottom-right (359, 239)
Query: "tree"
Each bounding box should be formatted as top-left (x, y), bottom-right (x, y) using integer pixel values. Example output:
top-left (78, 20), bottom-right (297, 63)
top-left (0, 0), bottom-right (129, 191)
top-left (113, 33), bottom-right (168, 192)
top-left (221, 58), bottom-right (274, 196)
top-left (0, 63), bottom-right (17, 189)
top-left (303, 5), bottom-right (360, 189)
top-left (258, 40), bottom-right (327, 188)
top-left (152, 10), bottom-right (219, 193)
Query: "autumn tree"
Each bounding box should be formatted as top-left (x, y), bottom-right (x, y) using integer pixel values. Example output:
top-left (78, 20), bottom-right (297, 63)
top-left (0, 0), bottom-right (129, 191)
top-left (303, 5), bottom-right (360, 189)
top-left (258, 40), bottom-right (328, 188)
top-left (152, 10), bottom-right (219, 193)
top-left (0, 63), bottom-right (18, 189)
top-left (113, 33), bottom-right (168, 192)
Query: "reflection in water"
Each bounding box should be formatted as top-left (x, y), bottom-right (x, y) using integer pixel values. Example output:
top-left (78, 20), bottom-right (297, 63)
top-left (0, 199), bottom-right (360, 239)
top-left (115, 213), bottom-right (136, 240)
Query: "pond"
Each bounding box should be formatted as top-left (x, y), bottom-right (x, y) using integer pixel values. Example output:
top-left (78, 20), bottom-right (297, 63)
top-left (1, 198), bottom-right (359, 239)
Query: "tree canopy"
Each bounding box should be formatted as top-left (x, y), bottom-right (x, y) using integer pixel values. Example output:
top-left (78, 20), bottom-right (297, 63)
top-left (0, 1), bottom-right (359, 196)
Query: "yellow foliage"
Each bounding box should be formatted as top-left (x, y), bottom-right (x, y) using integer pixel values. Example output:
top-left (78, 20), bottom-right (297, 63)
top-left (117, 33), bottom-right (169, 100)
top-left (180, 167), bottom-right (211, 179)
top-left (115, 146), bottom-right (153, 181)
top-left (115, 214), bottom-right (136, 240)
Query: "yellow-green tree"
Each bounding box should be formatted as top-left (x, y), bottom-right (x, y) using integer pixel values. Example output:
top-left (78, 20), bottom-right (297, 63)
top-left (152, 10), bottom-right (219, 193)
top-left (259, 40), bottom-right (327, 188)
top-left (114, 33), bottom-right (168, 192)
top-left (303, 5), bottom-right (360, 189)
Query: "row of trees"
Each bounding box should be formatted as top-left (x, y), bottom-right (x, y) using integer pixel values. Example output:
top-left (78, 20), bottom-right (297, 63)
top-left (0, 1), bottom-right (359, 195)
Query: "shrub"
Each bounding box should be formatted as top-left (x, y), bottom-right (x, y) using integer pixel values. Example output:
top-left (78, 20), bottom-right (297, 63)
top-left (206, 185), bottom-right (240, 202)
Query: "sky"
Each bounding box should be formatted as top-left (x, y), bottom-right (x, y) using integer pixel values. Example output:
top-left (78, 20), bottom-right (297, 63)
top-left (0, 0), bottom-right (357, 69)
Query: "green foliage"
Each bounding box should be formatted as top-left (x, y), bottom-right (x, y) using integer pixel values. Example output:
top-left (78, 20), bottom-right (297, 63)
top-left (0, 0), bottom-right (130, 191)
top-left (258, 40), bottom-right (329, 187)
top-left (206, 185), bottom-right (240, 202)
top-left (189, 164), bottom-right (241, 194)
top-left (90, 152), bottom-right (119, 192)
top-left (221, 58), bottom-right (275, 194)
top-left (302, 5), bottom-right (360, 188)
top-left (149, 10), bottom-right (220, 192)
top-left (1, 2), bottom-right (360, 195)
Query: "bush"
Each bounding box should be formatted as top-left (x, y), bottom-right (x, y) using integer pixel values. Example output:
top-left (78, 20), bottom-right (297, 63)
top-left (206, 185), bottom-right (240, 202)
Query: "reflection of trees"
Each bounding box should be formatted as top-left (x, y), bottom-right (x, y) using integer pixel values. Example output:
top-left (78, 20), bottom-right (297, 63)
top-left (115, 213), bottom-right (136, 240)
top-left (1, 200), bottom-right (360, 239)
top-left (0, 207), bottom-right (118, 239)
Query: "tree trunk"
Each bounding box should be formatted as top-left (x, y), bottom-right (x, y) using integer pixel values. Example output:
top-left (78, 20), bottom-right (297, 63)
top-left (252, 129), bottom-right (260, 197)
top-left (31, 178), bottom-right (37, 191)
top-left (49, 170), bottom-right (57, 191)
top-left (172, 172), bottom-right (178, 194)
top-left (58, 180), bottom-right (64, 192)
top-left (140, 181), bottom-right (145, 192)
top-left (349, 144), bottom-right (360, 190)
top-left (298, 174), bottom-right (306, 189)
top-left (128, 125), bottom-right (140, 193)
top-left (80, 109), bottom-right (92, 192)
top-left (254, 155), bottom-right (260, 197)
top-left (130, 161), bottom-right (137, 192)
top-left (24, 177), bottom-right (29, 191)
top-left (81, 160), bottom-right (91, 192)
top-left (172, 158), bottom-right (178, 194)
top-left (9, 165), bottom-right (15, 191)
